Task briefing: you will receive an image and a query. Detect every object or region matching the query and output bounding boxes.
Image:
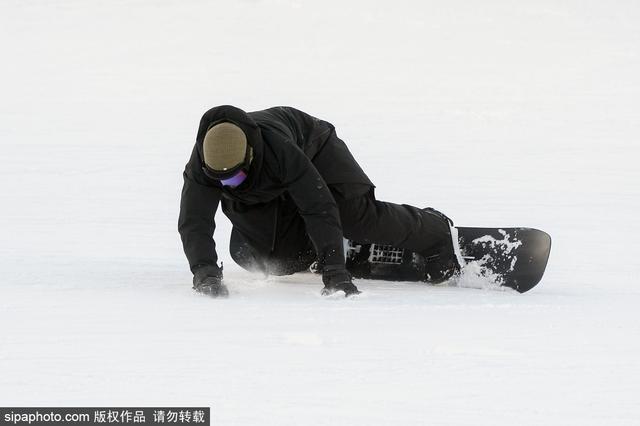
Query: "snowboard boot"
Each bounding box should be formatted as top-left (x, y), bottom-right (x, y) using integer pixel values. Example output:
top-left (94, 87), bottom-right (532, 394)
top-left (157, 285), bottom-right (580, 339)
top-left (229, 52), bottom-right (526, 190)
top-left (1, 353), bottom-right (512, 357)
top-left (423, 250), bottom-right (461, 283)
top-left (421, 208), bottom-right (462, 284)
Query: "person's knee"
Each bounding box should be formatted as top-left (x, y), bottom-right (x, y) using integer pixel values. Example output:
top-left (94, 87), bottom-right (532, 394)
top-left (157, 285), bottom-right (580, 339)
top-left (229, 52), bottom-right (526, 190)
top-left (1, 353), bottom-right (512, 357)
top-left (267, 250), bottom-right (316, 276)
top-left (230, 228), bottom-right (315, 276)
top-left (229, 229), bottom-right (267, 274)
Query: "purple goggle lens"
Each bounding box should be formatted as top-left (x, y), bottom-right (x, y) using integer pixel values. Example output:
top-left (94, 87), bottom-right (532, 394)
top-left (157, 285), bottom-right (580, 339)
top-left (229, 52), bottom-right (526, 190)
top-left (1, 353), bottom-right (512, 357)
top-left (220, 169), bottom-right (248, 187)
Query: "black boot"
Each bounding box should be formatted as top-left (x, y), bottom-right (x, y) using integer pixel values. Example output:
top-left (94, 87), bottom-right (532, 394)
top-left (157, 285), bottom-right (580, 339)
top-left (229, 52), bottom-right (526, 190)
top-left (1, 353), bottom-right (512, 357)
top-left (421, 208), bottom-right (461, 284)
top-left (423, 250), bottom-right (461, 283)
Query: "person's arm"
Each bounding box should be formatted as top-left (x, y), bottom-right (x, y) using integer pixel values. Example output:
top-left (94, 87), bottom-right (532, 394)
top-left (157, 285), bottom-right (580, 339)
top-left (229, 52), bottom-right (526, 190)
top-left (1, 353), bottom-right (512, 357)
top-left (178, 146), bottom-right (227, 296)
top-left (279, 144), bottom-right (360, 296)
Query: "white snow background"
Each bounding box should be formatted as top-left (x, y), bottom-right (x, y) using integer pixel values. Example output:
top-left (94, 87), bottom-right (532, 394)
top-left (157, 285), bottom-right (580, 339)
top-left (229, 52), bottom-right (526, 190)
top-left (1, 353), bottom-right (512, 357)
top-left (1, 1), bottom-right (639, 425)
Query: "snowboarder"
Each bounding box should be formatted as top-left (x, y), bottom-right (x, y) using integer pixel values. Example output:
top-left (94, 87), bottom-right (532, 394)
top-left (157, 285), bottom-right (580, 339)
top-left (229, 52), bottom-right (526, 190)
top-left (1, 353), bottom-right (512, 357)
top-left (178, 105), bottom-right (460, 297)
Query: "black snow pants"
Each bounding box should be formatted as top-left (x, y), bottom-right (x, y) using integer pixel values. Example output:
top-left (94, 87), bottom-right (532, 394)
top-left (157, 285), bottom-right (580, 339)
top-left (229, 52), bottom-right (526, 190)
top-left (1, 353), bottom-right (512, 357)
top-left (229, 183), bottom-right (454, 276)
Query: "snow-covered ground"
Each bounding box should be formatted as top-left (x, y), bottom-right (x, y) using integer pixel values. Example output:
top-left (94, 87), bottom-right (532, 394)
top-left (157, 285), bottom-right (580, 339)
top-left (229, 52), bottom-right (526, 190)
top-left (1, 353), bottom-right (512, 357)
top-left (1, 1), bottom-right (639, 424)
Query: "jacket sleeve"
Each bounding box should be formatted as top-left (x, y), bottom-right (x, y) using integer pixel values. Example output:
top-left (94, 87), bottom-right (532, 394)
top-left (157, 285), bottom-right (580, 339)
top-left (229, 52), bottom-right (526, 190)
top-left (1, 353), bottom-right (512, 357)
top-left (178, 145), bottom-right (223, 273)
top-left (278, 144), bottom-right (346, 269)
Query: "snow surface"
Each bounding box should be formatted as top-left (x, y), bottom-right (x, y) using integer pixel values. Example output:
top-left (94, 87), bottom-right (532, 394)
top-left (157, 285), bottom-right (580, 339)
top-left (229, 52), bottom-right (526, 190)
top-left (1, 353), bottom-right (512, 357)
top-left (1, 0), bottom-right (640, 424)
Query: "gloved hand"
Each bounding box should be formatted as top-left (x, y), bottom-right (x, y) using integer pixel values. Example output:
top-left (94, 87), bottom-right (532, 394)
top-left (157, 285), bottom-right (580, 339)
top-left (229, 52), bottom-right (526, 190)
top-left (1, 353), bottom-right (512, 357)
top-left (321, 266), bottom-right (360, 297)
top-left (193, 264), bottom-right (229, 298)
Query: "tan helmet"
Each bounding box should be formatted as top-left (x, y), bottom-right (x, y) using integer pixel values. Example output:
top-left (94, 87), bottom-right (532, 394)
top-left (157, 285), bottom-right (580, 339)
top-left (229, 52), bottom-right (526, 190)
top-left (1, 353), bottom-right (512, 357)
top-left (203, 122), bottom-right (248, 170)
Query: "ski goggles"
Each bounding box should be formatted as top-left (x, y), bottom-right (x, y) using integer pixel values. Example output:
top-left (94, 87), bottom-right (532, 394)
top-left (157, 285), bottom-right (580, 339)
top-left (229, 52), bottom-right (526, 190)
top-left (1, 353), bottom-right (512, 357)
top-left (219, 169), bottom-right (248, 187)
top-left (202, 163), bottom-right (249, 187)
top-left (201, 134), bottom-right (252, 188)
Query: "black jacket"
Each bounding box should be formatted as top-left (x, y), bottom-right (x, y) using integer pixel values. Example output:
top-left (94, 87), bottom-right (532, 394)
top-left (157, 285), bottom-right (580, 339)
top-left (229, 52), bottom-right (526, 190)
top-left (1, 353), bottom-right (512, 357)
top-left (178, 105), bottom-right (373, 273)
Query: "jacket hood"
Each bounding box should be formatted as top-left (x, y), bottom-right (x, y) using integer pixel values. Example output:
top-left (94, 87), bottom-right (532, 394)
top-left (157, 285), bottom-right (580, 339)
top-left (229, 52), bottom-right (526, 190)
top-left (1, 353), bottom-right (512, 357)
top-left (196, 105), bottom-right (264, 189)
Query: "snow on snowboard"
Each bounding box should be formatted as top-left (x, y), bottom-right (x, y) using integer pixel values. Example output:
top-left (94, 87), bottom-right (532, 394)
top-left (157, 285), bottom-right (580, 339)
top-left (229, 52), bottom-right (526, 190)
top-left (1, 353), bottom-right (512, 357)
top-left (346, 227), bottom-right (552, 293)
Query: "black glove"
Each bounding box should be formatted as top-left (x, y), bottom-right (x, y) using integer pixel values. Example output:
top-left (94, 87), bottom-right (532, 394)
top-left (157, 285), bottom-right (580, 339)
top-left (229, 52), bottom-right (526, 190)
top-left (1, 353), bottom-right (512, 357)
top-left (193, 264), bottom-right (229, 298)
top-left (321, 266), bottom-right (360, 297)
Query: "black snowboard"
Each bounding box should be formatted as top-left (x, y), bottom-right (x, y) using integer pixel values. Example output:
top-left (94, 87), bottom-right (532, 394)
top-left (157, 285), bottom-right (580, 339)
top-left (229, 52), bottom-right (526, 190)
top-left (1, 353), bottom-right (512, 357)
top-left (456, 227), bottom-right (551, 293)
top-left (345, 227), bottom-right (551, 293)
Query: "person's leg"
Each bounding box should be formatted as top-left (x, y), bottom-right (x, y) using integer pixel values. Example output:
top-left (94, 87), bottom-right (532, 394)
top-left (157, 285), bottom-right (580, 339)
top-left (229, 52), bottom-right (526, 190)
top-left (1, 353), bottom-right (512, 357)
top-left (332, 185), bottom-right (459, 282)
top-left (269, 211), bottom-right (317, 275)
top-left (229, 199), bottom-right (316, 276)
top-left (229, 228), bottom-right (269, 274)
